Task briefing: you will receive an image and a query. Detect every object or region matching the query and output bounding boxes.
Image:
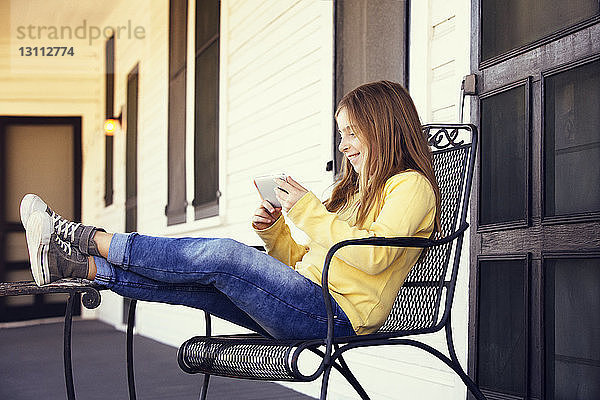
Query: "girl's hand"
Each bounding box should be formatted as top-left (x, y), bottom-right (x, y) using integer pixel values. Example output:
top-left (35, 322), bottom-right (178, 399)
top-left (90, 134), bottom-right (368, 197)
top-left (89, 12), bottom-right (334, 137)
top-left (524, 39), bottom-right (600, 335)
top-left (274, 176), bottom-right (309, 212)
top-left (252, 200), bottom-right (282, 230)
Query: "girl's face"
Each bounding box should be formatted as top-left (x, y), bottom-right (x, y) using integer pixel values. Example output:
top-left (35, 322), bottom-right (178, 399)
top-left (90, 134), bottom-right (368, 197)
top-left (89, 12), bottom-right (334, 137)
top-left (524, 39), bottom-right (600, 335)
top-left (336, 108), bottom-right (368, 174)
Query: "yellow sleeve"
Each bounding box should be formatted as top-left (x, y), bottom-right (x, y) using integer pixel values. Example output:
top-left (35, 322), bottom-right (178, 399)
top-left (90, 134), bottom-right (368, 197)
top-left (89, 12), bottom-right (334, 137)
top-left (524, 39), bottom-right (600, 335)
top-left (287, 173), bottom-right (436, 275)
top-left (253, 216), bottom-right (308, 267)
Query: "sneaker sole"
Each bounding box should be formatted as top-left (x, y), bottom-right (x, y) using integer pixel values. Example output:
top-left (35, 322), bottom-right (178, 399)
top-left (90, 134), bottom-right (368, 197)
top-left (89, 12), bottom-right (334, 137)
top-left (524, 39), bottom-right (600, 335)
top-left (20, 194), bottom-right (48, 229)
top-left (26, 211), bottom-right (52, 286)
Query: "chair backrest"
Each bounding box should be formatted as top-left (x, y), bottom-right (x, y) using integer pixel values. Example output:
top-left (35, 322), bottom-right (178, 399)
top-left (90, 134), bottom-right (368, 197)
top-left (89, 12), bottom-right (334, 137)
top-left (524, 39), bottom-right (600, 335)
top-left (378, 124), bottom-right (477, 333)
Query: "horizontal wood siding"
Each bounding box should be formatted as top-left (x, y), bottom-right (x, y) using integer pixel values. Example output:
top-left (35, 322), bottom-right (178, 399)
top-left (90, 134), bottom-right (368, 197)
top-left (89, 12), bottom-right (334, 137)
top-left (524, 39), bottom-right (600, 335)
top-left (405, 0), bottom-right (472, 399)
top-left (224, 0), bottom-right (333, 246)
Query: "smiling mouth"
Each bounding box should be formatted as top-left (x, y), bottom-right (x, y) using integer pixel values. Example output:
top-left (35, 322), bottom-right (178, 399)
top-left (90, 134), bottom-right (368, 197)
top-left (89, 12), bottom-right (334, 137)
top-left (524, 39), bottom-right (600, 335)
top-left (347, 153), bottom-right (359, 161)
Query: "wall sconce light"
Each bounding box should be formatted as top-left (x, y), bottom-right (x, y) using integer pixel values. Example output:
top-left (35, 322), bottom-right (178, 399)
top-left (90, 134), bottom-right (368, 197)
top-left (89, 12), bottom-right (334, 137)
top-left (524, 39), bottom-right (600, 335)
top-left (104, 109), bottom-right (122, 136)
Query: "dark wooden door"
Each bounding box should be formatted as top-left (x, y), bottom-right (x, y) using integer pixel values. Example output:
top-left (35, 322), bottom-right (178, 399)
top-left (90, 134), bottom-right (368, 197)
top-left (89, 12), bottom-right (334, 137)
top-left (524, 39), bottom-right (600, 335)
top-left (0, 117), bottom-right (82, 322)
top-left (469, 2), bottom-right (600, 399)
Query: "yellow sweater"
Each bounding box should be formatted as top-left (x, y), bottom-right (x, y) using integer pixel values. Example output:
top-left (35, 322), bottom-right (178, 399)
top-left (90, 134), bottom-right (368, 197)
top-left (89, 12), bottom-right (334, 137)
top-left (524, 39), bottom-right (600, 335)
top-left (254, 170), bottom-right (436, 335)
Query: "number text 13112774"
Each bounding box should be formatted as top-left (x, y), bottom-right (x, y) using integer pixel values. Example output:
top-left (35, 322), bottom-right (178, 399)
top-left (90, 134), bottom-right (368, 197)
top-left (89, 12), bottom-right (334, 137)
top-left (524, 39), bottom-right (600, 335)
top-left (19, 47), bottom-right (74, 56)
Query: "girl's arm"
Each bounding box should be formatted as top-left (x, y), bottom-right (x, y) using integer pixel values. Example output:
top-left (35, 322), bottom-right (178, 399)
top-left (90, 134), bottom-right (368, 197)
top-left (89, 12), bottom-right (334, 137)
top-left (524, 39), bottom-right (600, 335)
top-left (254, 215), bottom-right (308, 267)
top-left (285, 172), bottom-right (436, 275)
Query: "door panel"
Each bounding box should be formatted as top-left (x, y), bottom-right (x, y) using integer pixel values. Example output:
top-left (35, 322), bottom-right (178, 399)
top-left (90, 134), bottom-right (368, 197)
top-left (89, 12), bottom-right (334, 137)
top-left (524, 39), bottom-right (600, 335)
top-left (479, 79), bottom-right (530, 230)
top-left (543, 254), bottom-right (600, 399)
top-left (542, 56), bottom-right (600, 222)
top-left (477, 255), bottom-right (529, 396)
top-left (481, 0), bottom-right (598, 62)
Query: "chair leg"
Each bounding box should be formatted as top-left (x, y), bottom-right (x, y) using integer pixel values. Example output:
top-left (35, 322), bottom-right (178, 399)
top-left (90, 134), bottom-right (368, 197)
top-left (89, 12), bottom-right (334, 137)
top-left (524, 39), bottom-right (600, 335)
top-left (445, 316), bottom-right (460, 365)
top-left (442, 351), bottom-right (487, 400)
top-left (198, 375), bottom-right (210, 400)
top-left (319, 364), bottom-right (333, 400)
top-left (395, 336), bottom-right (488, 400)
top-left (63, 294), bottom-right (77, 400)
top-left (198, 311), bottom-right (212, 400)
top-left (309, 345), bottom-right (370, 399)
top-left (335, 352), bottom-right (370, 399)
top-left (444, 322), bottom-right (487, 400)
top-left (126, 299), bottom-right (138, 400)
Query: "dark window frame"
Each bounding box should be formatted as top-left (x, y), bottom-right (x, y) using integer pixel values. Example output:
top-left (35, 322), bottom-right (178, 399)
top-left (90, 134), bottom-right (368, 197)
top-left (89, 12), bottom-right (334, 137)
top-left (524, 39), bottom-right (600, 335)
top-left (125, 63), bottom-right (139, 233)
top-left (476, 253), bottom-right (531, 399)
top-left (541, 53), bottom-right (600, 226)
top-left (123, 65), bottom-right (139, 325)
top-left (105, 34), bottom-right (115, 207)
top-left (477, 77), bottom-right (532, 233)
top-left (166, 0), bottom-right (189, 226)
top-left (193, 0), bottom-right (220, 220)
top-left (478, 1), bottom-right (600, 69)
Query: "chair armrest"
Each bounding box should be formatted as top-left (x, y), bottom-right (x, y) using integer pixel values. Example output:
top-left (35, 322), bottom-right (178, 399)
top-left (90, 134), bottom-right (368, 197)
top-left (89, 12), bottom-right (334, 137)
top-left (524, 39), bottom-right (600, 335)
top-left (0, 279), bottom-right (104, 310)
top-left (318, 222), bottom-right (469, 360)
top-left (323, 222), bottom-right (468, 256)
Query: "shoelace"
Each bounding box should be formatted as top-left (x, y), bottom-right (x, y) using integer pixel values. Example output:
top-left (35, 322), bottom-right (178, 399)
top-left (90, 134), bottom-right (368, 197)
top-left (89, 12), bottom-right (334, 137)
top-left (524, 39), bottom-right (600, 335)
top-left (51, 211), bottom-right (81, 242)
top-left (55, 235), bottom-right (72, 255)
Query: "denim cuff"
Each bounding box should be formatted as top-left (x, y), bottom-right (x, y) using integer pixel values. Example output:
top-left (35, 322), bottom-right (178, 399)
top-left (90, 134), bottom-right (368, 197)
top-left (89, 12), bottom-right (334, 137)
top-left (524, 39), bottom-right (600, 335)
top-left (93, 256), bottom-right (114, 284)
top-left (107, 233), bottom-right (131, 267)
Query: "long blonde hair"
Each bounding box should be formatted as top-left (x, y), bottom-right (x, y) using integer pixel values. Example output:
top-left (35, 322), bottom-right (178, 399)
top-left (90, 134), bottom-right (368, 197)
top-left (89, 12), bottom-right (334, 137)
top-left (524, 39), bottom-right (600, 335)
top-left (324, 80), bottom-right (442, 233)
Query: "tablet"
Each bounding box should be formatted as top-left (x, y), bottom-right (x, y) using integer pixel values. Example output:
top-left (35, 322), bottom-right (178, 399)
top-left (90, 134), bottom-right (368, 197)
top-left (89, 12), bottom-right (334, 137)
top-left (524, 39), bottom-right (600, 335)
top-left (253, 174), bottom-right (287, 208)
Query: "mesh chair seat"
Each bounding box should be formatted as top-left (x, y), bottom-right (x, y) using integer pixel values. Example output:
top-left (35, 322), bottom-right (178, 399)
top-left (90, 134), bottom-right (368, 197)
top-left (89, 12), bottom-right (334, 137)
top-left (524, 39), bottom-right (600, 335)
top-left (178, 334), bottom-right (307, 381)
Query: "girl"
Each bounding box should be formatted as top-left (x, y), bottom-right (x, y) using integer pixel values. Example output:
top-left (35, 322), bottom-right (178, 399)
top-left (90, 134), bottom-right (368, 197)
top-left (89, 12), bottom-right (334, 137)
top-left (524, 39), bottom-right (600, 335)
top-left (21, 80), bottom-right (440, 340)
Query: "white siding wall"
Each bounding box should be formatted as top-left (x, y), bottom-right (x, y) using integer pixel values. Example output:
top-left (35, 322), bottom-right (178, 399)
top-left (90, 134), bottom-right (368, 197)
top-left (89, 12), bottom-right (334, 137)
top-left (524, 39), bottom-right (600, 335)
top-left (406, 0), bottom-right (473, 399)
top-left (82, 0), bottom-right (170, 328)
top-left (88, 0), bottom-right (338, 363)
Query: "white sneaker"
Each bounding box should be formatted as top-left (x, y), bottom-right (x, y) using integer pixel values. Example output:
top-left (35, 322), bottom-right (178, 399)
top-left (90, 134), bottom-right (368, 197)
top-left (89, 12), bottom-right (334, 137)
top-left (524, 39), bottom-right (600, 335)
top-left (19, 193), bottom-right (49, 229)
top-left (25, 210), bottom-right (89, 286)
top-left (20, 194), bottom-right (104, 258)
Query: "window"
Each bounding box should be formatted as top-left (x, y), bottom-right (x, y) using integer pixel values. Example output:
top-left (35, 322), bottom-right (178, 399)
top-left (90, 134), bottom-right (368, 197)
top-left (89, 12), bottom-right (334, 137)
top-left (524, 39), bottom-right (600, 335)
top-left (104, 35), bottom-right (114, 206)
top-left (166, 0), bottom-right (188, 225)
top-left (193, 0), bottom-right (220, 219)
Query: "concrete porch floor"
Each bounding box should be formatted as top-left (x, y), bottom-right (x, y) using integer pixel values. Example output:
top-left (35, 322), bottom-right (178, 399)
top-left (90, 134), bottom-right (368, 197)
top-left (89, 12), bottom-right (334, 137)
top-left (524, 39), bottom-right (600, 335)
top-left (0, 319), bottom-right (314, 400)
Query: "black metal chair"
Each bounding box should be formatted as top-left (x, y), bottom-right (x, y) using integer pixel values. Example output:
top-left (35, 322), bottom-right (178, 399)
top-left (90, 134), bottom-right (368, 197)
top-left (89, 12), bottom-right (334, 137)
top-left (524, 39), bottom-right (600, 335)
top-left (177, 124), bottom-right (487, 400)
top-left (0, 123), bottom-right (485, 400)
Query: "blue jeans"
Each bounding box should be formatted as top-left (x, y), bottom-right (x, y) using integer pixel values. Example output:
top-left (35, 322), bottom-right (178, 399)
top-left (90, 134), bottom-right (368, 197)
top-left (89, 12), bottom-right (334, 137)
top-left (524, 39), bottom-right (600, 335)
top-left (93, 233), bottom-right (356, 340)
